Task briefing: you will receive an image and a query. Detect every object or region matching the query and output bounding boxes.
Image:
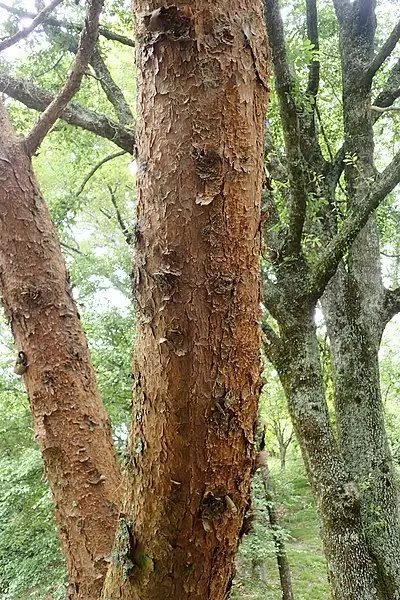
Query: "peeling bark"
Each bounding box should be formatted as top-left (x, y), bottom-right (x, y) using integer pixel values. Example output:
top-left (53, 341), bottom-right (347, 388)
top-left (0, 101), bottom-right (122, 600)
top-left (102, 1), bottom-right (269, 598)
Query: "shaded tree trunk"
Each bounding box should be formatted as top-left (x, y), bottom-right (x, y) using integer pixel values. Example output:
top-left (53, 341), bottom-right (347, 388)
top-left (320, 2), bottom-right (400, 595)
top-left (322, 257), bottom-right (400, 599)
top-left (259, 459), bottom-right (294, 600)
top-left (261, 0), bottom-right (400, 595)
top-left (102, 1), bottom-right (269, 598)
top-left (274, 295), bottom-right (379, 600)
top-left (0, 101), bottom-right (122, 600)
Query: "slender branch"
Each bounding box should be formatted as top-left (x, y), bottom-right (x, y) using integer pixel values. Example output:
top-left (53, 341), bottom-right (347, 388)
top-left (76, 150), bottom-right (126, 196)
top-left (97, 26), bottom-right (134, 48)
top-left (89, 46), bottom-right (134, 126)
top-left (24, 0), bottom-right (104, 155)
top-left (306, 0), bottom-right (320, 98)
top-left (60, 241), bottom-right (85, 256)
top-left (315, 105), bottom-right (333, 162)
top-left (373, 59), bottom-right (400, 114)
top-left (381, 251), bottom-right (400, 258)
top-left (0, 73), bottom-right (135, 153)
top-left (0, 0), bottom-right (63, 52)
top-left (371, 105), bottom-right (400, 114)
top-left (263, 0), bottom-right (308, 257)
top-left (0, 2), bottom-right (134, 47)
top-left (382, 287), bottom-right (400, 325)
top-left (364, 19), bottom-right (400, 83)
top-left (107, 185), bottom-right (133, 245)
top-left (310, 149), bottom-right (400, 298)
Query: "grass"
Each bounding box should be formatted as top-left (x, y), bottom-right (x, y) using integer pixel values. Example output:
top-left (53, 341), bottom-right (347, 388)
top-left (232, 455), bottom-right (330, 599)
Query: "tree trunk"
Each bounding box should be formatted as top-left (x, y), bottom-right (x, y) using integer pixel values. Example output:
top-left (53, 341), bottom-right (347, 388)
top-left (322, 258), bottom-right (400, 599)
top-left (276, 303), bottom-right (379, 600)
top-left (322, 2), bottom-right (400, 595)
top-left (260, 461), bottom-right (294, 600)
top-left (102, 1), bottom-right (269, 598)
top-left (0, 101), bottom-right (122, 600)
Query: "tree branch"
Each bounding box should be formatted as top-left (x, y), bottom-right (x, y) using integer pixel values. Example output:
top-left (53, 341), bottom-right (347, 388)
top-left (328, 58), bottom-right (398, 135)
top-left (0, 2), bottom-right (134, 47)
top-left (381, 251), bottom-right (400, 258)
top-left (310, 149), bottom-right (400, 298)
top-left (382, 287), bottom-right (400, 325)
top-left (364, 19), bottom-right (400, 83)
top-left (263, 0), bottom-right (308, 257)
top-left (60, 241), bottom-right (85, 256)
top-left (0, 73), bottom-right (135, 153)
top-left (76, 150), bottom-right (127, 196)
top-left (371, 105), bottom-right (400, 114)
top-left (89, 46), bottom-right (134, 126)
top-left (306, 0), bottom-right (320, 98)
top-left (41, 24), bottom-right (134, 127)
top-left (106, 185), bottom-right (133, 245)
top-left (24, 0), bottom-right (104, 155)
top-left (0, 0), bottom-right (63, 52)
top-left (372, 60), bottom-right (400, 115)
top-left (261, 318), bottom-right (284, 367)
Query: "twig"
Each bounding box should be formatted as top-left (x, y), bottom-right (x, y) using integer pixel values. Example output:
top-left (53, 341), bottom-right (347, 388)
top-left (76, 150), bottom-right (126, 196)
top-left (60, 241), bottom-right (85, 256)
top-left (381, 251), bottom-right (400, 258)
top-left (106, 185), bottom-right (133, 245)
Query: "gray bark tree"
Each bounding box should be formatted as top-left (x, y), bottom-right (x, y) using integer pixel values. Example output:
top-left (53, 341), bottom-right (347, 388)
top-left (262, 0), bottom-right (400, 597)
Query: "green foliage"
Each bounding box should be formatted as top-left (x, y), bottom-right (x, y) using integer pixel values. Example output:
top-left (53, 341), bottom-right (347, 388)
top-left (0, 372), bottom-right (66, 599)
top-left (232, 458), bottom-right (330, 600)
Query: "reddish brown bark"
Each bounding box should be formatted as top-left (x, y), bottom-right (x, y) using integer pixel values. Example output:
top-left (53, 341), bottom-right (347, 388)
top-left (102, 1), bottom-right (269, 598)
top-left (0, 101), bottom-right (122, 599)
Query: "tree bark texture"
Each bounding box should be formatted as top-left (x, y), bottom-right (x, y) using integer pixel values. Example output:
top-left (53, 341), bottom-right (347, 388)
top-left (275, 298), bottom-right (380, 600)
top-left (0, 101), bottom-right (122, 600)
top-left (323, 259), bottom-right (400, 599)
top-left (102, 1), bottom-right (269, 599)
top-left (322, 2), bottom-right (400, 595)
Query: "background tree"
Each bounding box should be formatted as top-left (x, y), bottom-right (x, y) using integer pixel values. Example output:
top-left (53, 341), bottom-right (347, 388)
top-left (261, 0), bottom-right (400, 597)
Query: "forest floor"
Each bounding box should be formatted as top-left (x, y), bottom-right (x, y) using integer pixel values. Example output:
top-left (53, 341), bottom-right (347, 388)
top-left (232, 456), bottom-right (330, 599)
